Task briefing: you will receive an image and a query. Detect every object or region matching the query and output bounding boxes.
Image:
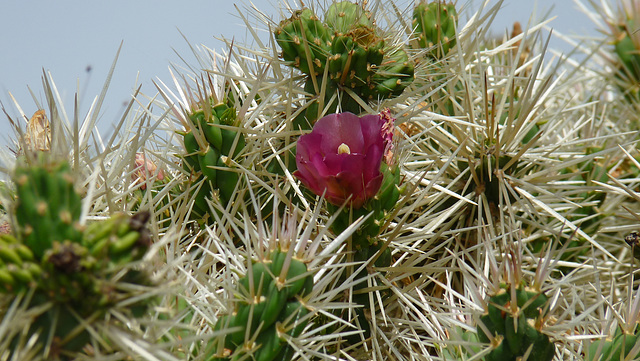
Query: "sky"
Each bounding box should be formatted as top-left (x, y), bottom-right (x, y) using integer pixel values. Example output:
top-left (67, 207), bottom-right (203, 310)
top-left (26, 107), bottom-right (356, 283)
top-left (0, 0), bottom-right (602, 147)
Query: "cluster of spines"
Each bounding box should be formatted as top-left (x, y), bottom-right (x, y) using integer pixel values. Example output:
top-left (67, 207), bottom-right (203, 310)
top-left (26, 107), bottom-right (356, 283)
top-left (274, 1), bottom-right (414, 111)
top-left (454, 152), bottom-right (519, 212)
top-left (412, 0), bottom-right (458, 59)
top-left (181, 103), bottom-right (245, 222)
top-left (478, 283), bottom-right (555, 361)
top-left (209, 249), bottom-right (313, 361)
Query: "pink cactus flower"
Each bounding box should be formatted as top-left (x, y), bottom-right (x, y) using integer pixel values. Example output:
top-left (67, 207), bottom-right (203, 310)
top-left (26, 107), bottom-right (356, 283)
top-left (294, 111), bottom-right (391, 209)
top-left (133, 153), bottom-right (164, 190)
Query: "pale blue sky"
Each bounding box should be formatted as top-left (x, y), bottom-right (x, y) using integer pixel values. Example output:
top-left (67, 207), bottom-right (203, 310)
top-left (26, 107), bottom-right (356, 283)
top-left (0, 0), bottom-right (597, 146)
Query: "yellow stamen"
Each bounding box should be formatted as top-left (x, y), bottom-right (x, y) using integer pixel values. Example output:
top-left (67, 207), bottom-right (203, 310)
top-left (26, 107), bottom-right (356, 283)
top-left (337, 143), bottom-right (351, 154)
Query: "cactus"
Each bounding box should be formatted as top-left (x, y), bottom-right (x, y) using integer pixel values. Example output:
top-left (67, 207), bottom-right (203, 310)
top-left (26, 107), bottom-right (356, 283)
top-left (275, 8), bottom-right (331, 77)
top-left (1, 159), bottom-right (157, 359)
top-left (275, 1), bottom-right (414, 118)
top-left (478, 283), bottom-right (555, 361)
top-left (208, 249), bottom-right (313, 361)
top-left (9, 0), bottom-right (640, 360)
top-left (0, 233), bottom-right (39, 293)
top-left (328, 24), bottom-right (385, 89)
top-left (614, 21), bottom-right (640, 83)
top-left (587, 326), bottom-right (640, 361)
top-left (361, 47), bottom-right (414, 100)
top-left (325, 1), bottom-right (373, 35)
top-left (412, 1), bottom-right (458, 58)
top-left (454, 152), bottom-right (520, 214)
top-left (13, 161), bottom-right (83, 259)
top-left (438, 326), bottom-right (483, 359)
top-left (181, 103), bottom-right (246, 223)
top-left (9, 210), bottom-right (155, 359)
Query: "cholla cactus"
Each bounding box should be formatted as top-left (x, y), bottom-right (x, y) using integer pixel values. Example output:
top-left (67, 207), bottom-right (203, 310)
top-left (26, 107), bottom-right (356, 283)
top-left (0, 62), bottom-right (179, 359)
top-left (9, 0), bottom-right (640, 360)
top-left (275, 1), bottom-right (415, 118)
top-left (180, 100), bottom-right (246, 223)
top-left (412, 0), bottom-right (458, 59)
top-left (0, 157), bottom-right (158, 359)
top-left (208, 248), bottom-right (313, 360)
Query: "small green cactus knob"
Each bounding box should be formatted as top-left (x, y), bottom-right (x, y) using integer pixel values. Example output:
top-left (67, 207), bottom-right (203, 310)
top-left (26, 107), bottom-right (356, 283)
top-left (361, 48), bottom-right (415, 100)
top-left (478, 283), bottom-right (555, 361)
top-left (275, 8), bottom-right (331, 77)
top-left (325, 1), bottom-right (373, 35)
top-left (14, 161), bottom-right (83, 259)
top-left (412, 1), bottom-right (458, 58)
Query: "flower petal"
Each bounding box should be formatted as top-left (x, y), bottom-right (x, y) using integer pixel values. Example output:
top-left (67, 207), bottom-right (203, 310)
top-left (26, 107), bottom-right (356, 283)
top-left (294, 111), bottom-right (387, 208)
top-left (314, 112), bottom-right (366, 154)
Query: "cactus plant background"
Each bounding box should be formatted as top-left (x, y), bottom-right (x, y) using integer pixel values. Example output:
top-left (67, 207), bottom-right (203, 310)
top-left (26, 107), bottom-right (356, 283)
top-left (4, 0), bottom-right (640, 360)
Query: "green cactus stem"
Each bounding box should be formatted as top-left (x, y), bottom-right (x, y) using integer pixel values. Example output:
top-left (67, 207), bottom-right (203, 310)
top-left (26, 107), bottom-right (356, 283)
top-left (181, 103), bottom-right (246, 223)
top-left (478, 283), bottom-right (555, 361)
top-left (209, 249), bottom-right (313, 361)
top-left (412, 1), bottom-right (458, 59)
top-left (275, 2), bottom-right (415, 119)
top-left (275, 8), bottom-right (331, 77)
top-left (3, 166), bottom-right (156, 361)
top-left (325, 1), bottom-right (373, 35)
top-left (14, 161), bottom-right (83, 260)
top-left (587, 326), bottom-right (640, 361)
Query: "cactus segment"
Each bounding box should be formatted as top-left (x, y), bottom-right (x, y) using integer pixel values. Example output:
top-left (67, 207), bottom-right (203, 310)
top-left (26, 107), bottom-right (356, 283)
top-left (325, 1), bottom-right (373, 35)
top-left (14, 161), bottom-right (83, 259)
top-left (274, 2), bottom-right (415, 117)
top-left (329, 25), bottom-right (385, 89)
top-left (210, 249), bottom-right (313, 360)
top-left (478, 283), bottom-right (555, 361)
top-left (614, 22), bottom-right (640, 82)
top-left (361, 48), bottom-right (414, 100)
top-left (3, 157), bottom-right (155, 359)
top-left (275, 8), bottom-right (331, 76)
top-left (180, 104), bottom-right (245, 221)
top-left (412, 1), bottom-right (458, 58)
top-left (587, 328), bottom-right (640, 361)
